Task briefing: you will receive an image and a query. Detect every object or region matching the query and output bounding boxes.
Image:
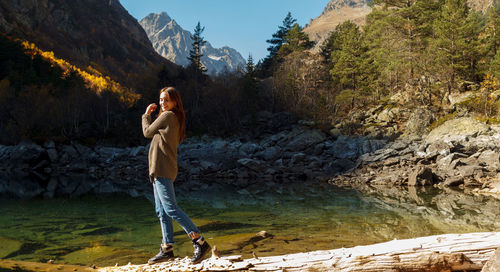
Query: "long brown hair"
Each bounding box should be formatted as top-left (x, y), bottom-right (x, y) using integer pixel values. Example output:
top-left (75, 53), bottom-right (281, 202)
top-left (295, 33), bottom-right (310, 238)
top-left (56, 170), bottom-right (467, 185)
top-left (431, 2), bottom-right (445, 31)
top-left (159, 87), bottom-right (186, 143)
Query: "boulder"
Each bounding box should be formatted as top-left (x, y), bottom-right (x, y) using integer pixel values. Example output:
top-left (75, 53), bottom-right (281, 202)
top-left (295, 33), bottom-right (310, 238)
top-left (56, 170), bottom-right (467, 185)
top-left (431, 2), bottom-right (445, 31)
top-left (332, 158), bottom-right (356, 171)
top-left (478, 150), bottom-right (500, 170)
top-left (436, 153), bottom-right (468, 170)
top-left (376, 107), bottom-right (397, 123)
top-left (239, 142), bottom-right (260, 156)
top-left (284, 130), bottom-right (326, 151)
top-left (256, 146), bottom-right (281, 161)
top-left (426, 141), bottom-right (451, 156)
top-left (404, 107), bottom-right (434, 136)
top-left (426, 117), bottom-right (490, 143)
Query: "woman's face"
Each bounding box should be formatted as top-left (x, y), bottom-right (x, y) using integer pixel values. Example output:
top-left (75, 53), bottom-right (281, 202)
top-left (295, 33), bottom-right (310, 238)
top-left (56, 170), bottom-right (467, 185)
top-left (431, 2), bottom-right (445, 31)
top-left (160, 91), bottom-right (176, 112)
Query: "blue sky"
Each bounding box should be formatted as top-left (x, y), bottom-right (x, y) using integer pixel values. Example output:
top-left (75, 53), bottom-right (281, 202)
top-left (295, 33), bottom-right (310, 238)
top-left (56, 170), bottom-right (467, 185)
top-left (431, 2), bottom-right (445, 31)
top-left (120, 0), bottom-right (331, 62)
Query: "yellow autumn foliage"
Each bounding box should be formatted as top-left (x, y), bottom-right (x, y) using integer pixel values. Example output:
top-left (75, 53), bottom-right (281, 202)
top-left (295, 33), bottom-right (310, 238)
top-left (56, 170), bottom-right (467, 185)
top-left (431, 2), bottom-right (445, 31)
top-left (20, 40), bottom-right (141, 107)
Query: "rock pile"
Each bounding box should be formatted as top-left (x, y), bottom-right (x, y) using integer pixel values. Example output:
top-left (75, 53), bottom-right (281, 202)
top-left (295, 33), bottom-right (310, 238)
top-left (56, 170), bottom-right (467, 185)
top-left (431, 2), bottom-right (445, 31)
top-left (330, 117), bottom-right (500, 196)
top-left (0, 111), bottom-right (388, 199)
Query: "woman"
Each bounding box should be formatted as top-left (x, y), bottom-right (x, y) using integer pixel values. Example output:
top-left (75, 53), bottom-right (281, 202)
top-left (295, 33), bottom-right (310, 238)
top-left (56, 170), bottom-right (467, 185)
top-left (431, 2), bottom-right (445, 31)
top-left (142, 87), bottom-right (210, 264)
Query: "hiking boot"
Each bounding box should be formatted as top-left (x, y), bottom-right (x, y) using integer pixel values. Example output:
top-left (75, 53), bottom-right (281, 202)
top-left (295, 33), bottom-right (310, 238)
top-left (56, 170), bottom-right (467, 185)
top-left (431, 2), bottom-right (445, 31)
top-left (148, 244), bottom-right (174, 265)
top-left (191, 236), bottom-right (211, 263)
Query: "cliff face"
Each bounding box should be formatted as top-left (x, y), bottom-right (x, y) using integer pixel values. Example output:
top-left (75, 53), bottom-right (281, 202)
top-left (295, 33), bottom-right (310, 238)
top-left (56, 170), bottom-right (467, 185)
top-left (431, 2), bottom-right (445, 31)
top-left (140, 12), bottom-right (246, 76)
top-left (0, 0), bottom-right (178, 89)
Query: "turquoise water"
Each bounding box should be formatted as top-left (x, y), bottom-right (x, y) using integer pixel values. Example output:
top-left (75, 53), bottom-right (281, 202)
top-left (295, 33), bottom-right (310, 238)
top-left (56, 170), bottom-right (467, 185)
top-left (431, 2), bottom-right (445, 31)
top-left (1, 181), bottom-right (499, 267)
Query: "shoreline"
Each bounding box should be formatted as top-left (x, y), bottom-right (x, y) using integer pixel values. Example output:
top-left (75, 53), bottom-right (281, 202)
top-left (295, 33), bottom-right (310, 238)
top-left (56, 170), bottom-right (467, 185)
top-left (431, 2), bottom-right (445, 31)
top-left (3, 232), bottom-right (497, 272)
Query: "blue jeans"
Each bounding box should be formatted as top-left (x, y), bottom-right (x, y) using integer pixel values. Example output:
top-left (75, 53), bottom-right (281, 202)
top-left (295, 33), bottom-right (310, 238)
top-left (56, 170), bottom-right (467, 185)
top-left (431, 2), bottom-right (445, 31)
top-left (153, 177), bottom-right (200, 244)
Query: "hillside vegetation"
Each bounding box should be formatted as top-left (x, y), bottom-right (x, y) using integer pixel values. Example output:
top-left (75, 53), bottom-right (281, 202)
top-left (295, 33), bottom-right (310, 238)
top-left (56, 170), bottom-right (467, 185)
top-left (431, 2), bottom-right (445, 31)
top-left (0, 35), bottom-right (141, 145)
top-left (256, 0), bottom-right (500, 134)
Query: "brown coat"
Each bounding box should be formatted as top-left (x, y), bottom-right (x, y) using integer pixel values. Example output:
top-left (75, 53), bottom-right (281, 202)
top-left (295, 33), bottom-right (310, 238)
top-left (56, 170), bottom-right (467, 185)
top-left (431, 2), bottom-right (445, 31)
top-left (142, 111), bottom-right (180, 181)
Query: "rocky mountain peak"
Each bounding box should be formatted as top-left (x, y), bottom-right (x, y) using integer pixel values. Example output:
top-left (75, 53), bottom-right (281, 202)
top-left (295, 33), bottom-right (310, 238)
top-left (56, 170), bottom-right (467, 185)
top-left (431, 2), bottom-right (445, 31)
top-left (322, 0), bottom-right (371, 14)
top-left (140, 12), bottom-right (245, 76)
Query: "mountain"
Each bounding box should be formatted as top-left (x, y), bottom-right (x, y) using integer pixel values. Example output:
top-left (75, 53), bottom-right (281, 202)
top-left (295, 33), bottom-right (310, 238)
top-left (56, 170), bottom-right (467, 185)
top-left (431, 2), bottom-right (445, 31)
top-left (139, 12), bottom-right (246, 76)
top-left (304, 0), bottom-right (372, 51)
top-left (304, 0), bottom-right (497, 52)
top-left (0, 0), bottom-right (178, 90)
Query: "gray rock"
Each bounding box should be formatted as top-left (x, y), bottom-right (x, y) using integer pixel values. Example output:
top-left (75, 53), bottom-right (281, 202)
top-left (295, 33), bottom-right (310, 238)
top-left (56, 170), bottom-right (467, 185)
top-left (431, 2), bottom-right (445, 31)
top-left (376, 107), bottom-right (397, 123)
top-left (333, 158), bottom-right (356, 171)
top-left (426, 117), bottom-right (490, 143)
top-left (482, 247), bottom-right (500, 272)
top-left (404, 107), bottom-right (434, 136)
top-left (478, 150), bottom-right (500, 170)
top-left (290, 153), bottom-right (306, 165)
top-left (237, 158), bottom-right (267, 172)
top-left (257, 146), bottom-right (281, 161)
top-left (285, 130), bottom-right (327, 151)
top-left (72, 143), bottom-right (92, 157)
top-left (457, 165), bottom-right (484, 179)
top-left (239, 142), bottom-right (260, 156)
top-left (437, 153), bottom-right (468, 170)
top-left (313, 143), bottom-right (325, 156)
top-left (44, 141), bottom-right (55, 149)
top-left (426, 141), bottom-right (451, 156)
top-left (389, 141), bottom-right (409, 151)
top-left (441, 176), bottom-right (464, 187)
top-left (61, 145), bottom-right (79, 159)
top-left (10, 142), bottom-right (44, 162)
top-left (46, 148), bottom-right (59, 162)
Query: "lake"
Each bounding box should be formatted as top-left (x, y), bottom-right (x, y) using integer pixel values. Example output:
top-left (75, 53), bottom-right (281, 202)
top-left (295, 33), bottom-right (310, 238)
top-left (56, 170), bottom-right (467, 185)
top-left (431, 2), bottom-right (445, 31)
top-left (1, 180), bottom-right (499, 267)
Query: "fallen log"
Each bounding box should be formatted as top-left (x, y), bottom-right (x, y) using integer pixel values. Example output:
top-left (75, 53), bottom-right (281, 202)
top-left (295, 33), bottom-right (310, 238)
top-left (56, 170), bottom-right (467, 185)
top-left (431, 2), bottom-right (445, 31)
top-left (99, 232), bottom-right (500, 272)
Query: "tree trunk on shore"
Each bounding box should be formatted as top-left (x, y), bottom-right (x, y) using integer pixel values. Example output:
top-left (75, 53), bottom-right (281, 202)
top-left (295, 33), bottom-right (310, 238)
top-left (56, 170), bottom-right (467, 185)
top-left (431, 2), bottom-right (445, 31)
top-left (99, 232), bottom-right (500, 272)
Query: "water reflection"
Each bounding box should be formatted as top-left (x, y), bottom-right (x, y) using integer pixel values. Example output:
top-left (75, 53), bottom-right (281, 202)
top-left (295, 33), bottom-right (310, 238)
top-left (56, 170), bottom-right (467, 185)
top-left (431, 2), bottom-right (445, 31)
top-left (0, 179), bottom-right (499, 267)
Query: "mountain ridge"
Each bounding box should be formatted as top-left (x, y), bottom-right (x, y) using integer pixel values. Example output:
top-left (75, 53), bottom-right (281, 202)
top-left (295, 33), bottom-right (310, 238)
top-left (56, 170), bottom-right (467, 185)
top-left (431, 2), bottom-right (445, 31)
top-left (140, 12), bottom-right (246, 76)
top-left (0, 0), bottom-right (178, 90)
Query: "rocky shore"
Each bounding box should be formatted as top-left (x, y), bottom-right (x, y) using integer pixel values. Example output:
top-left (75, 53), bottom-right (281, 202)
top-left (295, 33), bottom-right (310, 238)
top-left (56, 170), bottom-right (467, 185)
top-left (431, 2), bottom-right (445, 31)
top-left (0, 111), bottom-right (388, 199)
top-left (1, 110), bottom-right (500, 200)
top-left (330, 117), bottom-right (500, 196)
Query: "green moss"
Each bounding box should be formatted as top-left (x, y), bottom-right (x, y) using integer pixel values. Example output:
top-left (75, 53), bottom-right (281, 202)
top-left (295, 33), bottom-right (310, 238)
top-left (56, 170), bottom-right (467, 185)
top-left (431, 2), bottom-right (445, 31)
top-left (428, 112), bottom-right (456, 131)
top-left (474, 115), bottom-right (500, 124)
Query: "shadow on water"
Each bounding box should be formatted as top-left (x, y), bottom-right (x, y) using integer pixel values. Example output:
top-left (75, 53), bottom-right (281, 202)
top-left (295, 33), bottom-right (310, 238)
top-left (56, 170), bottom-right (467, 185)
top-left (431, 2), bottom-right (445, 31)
top-left (0, 177), bottom-right (499, 267)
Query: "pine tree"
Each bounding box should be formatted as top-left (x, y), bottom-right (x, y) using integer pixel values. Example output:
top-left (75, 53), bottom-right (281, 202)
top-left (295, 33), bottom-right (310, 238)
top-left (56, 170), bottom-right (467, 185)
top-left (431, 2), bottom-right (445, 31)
top-left (279, 23), bottom-right (315, 55)
top-left (266, 12), bottom-right (297, 58)
top-left (242, 54), bottom-right (258, 117)
top-left (188, 21), bottom-right (207, 75)
top-left (245, 54), bottom-right (255, 75)
top-left (257, 12), bottom-right (297, 77)
top-left (432, 0), bottom-right (482, 94)
top-left (327, 21), bottom-right (366, 91)
top-left (483, 7), bottom-right (500, 71)
top-left (491, 50), bottom-right (500, 78)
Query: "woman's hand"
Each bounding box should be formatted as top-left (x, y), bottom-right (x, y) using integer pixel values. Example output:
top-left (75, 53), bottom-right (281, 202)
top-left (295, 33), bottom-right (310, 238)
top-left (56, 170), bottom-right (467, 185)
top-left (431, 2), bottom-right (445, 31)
top-left (145, 103), bottom-right (157, 115)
